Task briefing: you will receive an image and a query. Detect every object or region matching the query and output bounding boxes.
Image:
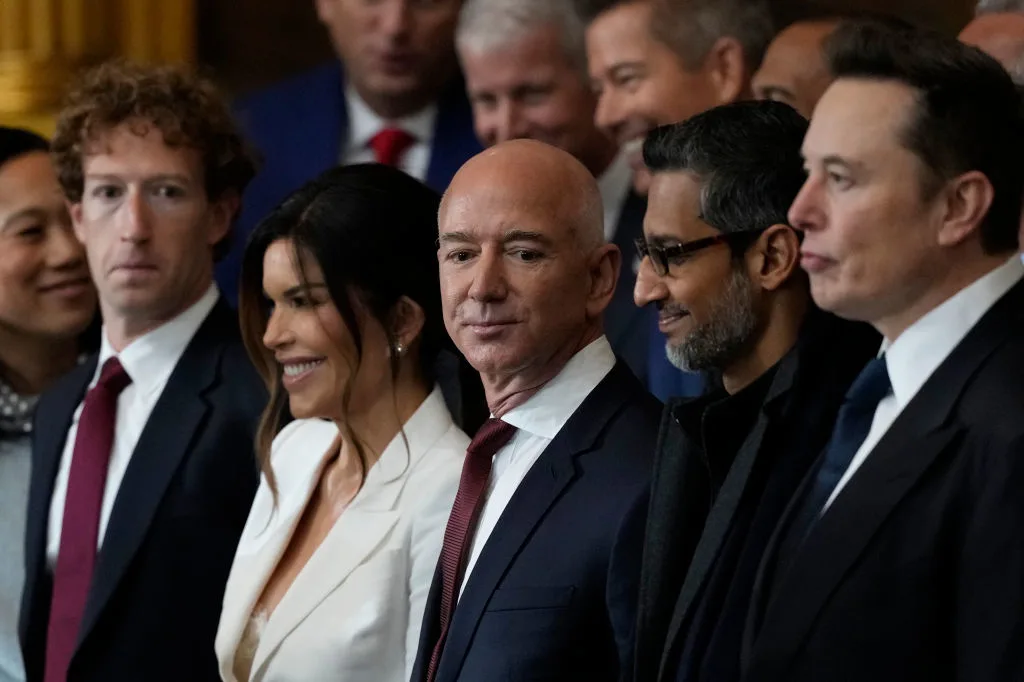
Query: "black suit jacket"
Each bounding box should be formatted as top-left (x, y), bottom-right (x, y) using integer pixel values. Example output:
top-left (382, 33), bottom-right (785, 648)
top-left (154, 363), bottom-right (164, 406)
top-left (634, 310), bottom-right (879, 682)
top-left (743, 279), bottom-right (1024, 682)
top-left (19, 300), bottom-right (265, 682)
top-left (410, 361), bottom-right (660, 682)
top-left (605, 191), bottom-right (649, 383)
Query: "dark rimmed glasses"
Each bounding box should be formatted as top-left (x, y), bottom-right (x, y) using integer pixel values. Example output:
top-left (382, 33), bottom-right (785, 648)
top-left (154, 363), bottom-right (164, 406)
top-left (634, 227), bottom-right (769, 277)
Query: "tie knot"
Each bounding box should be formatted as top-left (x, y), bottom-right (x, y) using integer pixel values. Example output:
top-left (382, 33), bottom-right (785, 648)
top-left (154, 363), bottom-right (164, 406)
top-left (468, 418), bottom-right (517, 458)
top-left (845, 356), bottom-right (891, 411)
top-left (369, 127), bottom-right (415, 167)
top-left (96, 357), bottom-right (132, 396)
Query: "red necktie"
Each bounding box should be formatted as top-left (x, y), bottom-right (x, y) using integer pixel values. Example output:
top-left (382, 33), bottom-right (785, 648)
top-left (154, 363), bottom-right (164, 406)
top-left (369, 127), bottom-right (415, 167)
top-left (45, 357), bottom-right (131, 682)
top-left (425, 418), bottom-right (517, 682)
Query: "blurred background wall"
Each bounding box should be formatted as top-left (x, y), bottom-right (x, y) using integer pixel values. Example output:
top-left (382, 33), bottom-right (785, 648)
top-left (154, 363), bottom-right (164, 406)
top-left (0, 0), bottom-right (981, 136)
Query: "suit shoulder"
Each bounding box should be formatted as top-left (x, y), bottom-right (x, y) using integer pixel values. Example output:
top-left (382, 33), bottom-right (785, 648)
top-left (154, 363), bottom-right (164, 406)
top-left (405, 423), bottom-right (468, 513)
top-left (235, 62), bottom-right (339, 121)
top-left (958, 336), bottom-right (1024, 442)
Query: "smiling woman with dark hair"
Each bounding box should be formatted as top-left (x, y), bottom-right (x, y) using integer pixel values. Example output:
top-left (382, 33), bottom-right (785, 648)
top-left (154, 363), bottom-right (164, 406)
top-left (216, 163), bottom-right (482, 682)
top-left (0, 126), bottom-right (97, 682)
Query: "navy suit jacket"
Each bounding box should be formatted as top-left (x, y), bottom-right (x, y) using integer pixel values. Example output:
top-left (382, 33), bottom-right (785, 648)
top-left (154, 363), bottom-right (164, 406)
top-left (411, 361), bottom-right (660, 682)
top-left (216, 62), bottom-right (482, 304)
top-left (606, 190), bottom-right (649, 384)
top-left (19, 301), bottom-right (265, 682)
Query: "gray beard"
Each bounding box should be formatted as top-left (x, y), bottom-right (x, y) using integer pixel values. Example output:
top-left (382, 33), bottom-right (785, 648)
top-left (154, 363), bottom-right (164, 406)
top-left (665, 267), bottom-right (759, 373)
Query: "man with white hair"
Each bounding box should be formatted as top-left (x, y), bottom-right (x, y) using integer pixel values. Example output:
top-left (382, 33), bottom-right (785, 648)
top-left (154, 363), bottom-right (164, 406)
top-left (456, 0), bottom-right (649, 382)
top-left (960, 0), bottom-right (1024, 84)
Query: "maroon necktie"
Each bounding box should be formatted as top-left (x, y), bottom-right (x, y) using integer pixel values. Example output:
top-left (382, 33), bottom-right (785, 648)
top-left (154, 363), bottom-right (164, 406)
top-left (370, 127), bottom-right (415, 167)
top-left (44, 357), bottom-right (131, 682)
top-left (425, 418), bottom-right (517, 682)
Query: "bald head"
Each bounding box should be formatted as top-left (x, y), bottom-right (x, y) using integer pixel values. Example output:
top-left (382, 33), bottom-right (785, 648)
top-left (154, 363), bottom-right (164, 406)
top-left (752, 19), bottom-right (838, 118)
top-left (437, 139), bottom-right (621, 406)
top-left (441, 139), bottom-right (604, 249)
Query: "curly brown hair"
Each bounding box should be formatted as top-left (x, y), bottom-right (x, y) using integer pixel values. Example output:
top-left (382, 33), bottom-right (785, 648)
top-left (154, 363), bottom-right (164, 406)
top-left (51, 60), bottom-right (259, 260)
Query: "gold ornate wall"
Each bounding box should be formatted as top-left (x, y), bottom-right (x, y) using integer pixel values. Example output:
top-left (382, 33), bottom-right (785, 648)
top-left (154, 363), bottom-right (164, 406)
top-left (0, 0), bottom-right (194, 135)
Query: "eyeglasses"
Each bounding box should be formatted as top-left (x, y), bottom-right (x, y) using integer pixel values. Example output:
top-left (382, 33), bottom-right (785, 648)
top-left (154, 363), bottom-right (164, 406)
top-left (634, 228), bottom-right (769, 277)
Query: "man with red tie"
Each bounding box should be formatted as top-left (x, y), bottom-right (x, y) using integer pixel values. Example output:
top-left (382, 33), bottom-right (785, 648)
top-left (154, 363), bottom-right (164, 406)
top-left (410, 139), bottom-right (659, 682)
top-left (216, 0), bottom-right (483, 306)
top-left (18, 62), bottom-right (266, 682)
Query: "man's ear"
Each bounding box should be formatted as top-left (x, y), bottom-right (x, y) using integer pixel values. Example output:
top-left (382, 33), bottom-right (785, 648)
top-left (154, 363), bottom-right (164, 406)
top-left (936, 170), bottom-right (994, 248)
top-left (704, 36), bottom-right (750, 105)
top-left (748, 224), bottom-right (802, 292)
top-left (68, 200), bottom-right (86, 244)
top-left (208, 191), bottom-right (240, 247)
top-left (586, 243), bottom-right (620, 318)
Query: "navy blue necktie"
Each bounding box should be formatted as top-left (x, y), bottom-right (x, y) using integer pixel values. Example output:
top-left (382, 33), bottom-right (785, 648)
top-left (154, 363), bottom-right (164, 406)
top-left (775, 356), bottom-right (891, 569)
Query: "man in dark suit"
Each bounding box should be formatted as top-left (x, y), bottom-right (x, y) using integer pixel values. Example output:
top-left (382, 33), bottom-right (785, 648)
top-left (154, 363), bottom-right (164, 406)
top-left (19, 62), bottom-right (265, 682)
top-left (455, 0), bottom-right (648, 382)
top-left (411, 139), bottom-right (659, 682)
top-left (580, 0), bottom-right (776, 401)
top-left (743, 21), bottom-right (1024, 681)
top-left (215, 0), bottom-right (482, 305)
top-left (630, 101), bottom-right (880, 682)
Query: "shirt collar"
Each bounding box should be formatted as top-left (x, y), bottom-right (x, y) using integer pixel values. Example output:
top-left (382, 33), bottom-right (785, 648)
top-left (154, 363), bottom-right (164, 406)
top-left (596, 152), bottom-right (633, 242)
top-left (97, 284), bottom-right (220, 396)
top-left (345, 84), bottom-right (438, 153)
top-left (882, 256), bottom-right (1023, 408)
top-left (499, 336), bottom-right (617, 440)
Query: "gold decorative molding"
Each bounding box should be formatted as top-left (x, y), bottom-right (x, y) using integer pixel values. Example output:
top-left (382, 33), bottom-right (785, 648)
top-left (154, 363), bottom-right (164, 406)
top-left (0, 0), bottom-right (194, 131)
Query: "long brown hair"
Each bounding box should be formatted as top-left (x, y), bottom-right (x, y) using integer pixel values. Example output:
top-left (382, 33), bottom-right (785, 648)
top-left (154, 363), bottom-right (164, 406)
top-left (238, 164), bottom-right (472, 496)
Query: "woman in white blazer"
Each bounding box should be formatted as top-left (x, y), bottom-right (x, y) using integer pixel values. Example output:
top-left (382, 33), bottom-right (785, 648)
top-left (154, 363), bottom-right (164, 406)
top-left (216, 165), bottom-right (482, 682)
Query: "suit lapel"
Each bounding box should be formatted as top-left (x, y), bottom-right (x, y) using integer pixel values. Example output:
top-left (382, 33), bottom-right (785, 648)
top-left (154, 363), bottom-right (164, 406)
top-left (437, 364), bottom-right (634, 681)
top-left (746, 281), bottom-right (1024, 675)
top-left (20, 361), bottom-right (94, 640)
top-left (251, 507), bottom-right (401, 676)
top-left (656, 351), bottom-right (798, 680)
top-left (78, 304), bottom-right (231, 643)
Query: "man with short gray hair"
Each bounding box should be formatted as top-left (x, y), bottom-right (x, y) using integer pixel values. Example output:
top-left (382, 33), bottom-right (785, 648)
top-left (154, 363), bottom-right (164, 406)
top-left (457, 0), bottom-right (650, 382)
top-left (960, 0), bottom-right (1024, 84)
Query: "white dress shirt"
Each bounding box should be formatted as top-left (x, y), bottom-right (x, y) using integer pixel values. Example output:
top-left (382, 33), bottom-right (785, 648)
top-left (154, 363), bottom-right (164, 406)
top-left (340, 85), bottom-right (437, 182)
top-left (458, 336), bottom-right (616, 598)
top-left (215, 386), bottom-right (467, 682)
top-left (823, 256), bottom-right (1024, 512)
top-left (597, 152), bottom-right (633, 243)
top-left (46, 284), bottom-right (220, 566)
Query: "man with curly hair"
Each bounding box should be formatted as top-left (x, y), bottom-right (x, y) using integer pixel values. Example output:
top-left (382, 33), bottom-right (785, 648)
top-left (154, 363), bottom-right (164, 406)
top-left (18, 61), bottom-right (266, 682)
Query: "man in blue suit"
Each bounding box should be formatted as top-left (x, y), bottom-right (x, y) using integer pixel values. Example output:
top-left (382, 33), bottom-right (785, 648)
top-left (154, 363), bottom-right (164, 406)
top-left (456, 0), bottom-right (649, 382)
top-left (216, 0), bottom-right (482, 304)
top-left (412, 140), bottom-right (659, 682)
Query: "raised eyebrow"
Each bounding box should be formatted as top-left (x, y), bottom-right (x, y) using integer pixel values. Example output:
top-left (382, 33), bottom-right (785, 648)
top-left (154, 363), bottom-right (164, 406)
top-left (438, 231), bottom-right (477, 246)
top-left (503, 230), bottom-right (550, 245)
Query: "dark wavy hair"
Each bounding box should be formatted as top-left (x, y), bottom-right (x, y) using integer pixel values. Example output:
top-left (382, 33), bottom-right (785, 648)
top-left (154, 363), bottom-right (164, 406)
top-left (239, 164), bottom-right (483, 494)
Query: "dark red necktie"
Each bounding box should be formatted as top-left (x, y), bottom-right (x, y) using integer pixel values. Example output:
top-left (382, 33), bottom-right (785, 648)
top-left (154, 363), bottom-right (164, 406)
top-left (45, 357), bottom-right (131, 682)
top-left (369, 127), bottom-right (415, 167)
top-left (425, 418), bottom-right (517, 682)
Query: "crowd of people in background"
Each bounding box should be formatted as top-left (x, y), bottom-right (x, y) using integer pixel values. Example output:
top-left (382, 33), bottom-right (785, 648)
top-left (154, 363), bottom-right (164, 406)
top-left (2, 0), bottom-right (1024, 681)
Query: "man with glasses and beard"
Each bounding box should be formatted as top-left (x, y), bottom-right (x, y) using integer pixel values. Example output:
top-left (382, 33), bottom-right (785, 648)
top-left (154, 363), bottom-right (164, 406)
top-left (630, 100), bottom-right (879, 682)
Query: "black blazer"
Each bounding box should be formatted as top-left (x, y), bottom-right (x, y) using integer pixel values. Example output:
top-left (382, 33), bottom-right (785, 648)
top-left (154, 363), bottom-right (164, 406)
top-left (605, 191), bottom-right (649, 384)
top-left (410, 361), bottom-right (661, 682)
top-left (19, 300), bottom-right (265, 682)
top-left (743, 279), bottom-right (1024, 682)
top-left (634, 310), bottom-right (879, 682)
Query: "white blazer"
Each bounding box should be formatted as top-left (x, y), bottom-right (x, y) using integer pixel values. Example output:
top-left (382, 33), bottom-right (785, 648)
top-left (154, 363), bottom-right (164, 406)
top-left (215, 387), bottom-right (467, 682)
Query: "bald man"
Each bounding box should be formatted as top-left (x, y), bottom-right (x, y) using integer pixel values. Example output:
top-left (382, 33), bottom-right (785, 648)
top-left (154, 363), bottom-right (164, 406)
top-left (753, 19), bottom-right (838, 118)
top-left (960, 0), bottom-right (1024, 83)
top-left (411, 140), bottom-right (660, 682)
